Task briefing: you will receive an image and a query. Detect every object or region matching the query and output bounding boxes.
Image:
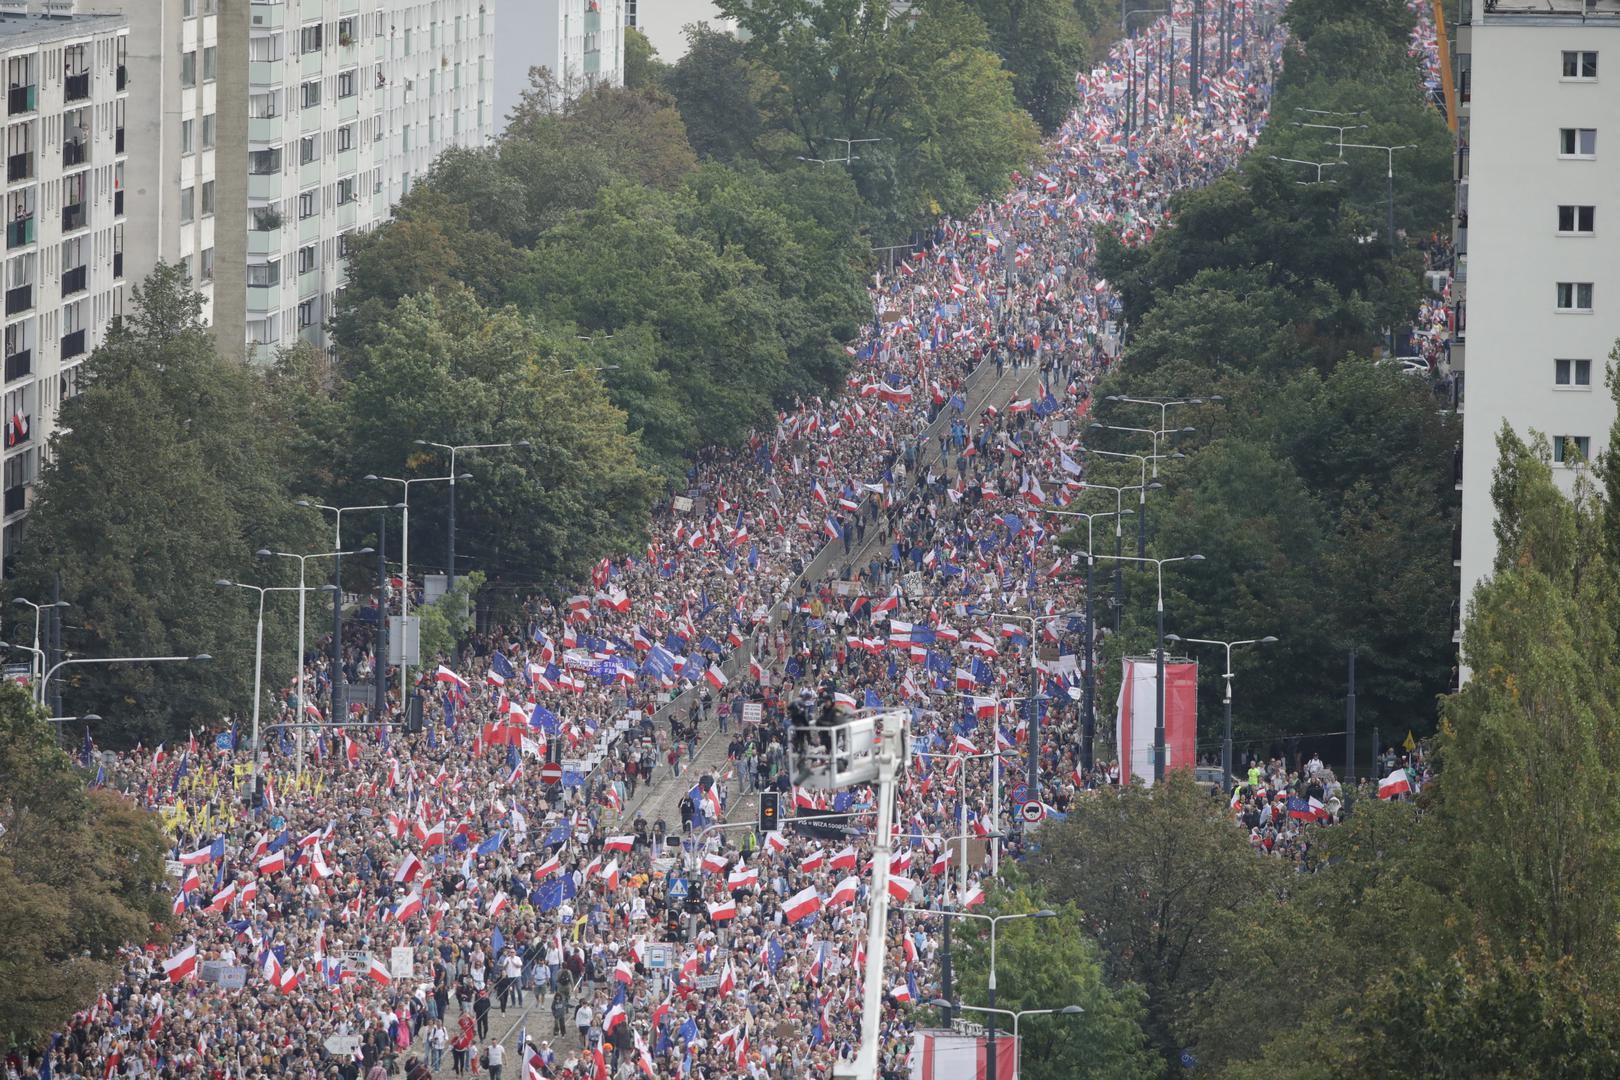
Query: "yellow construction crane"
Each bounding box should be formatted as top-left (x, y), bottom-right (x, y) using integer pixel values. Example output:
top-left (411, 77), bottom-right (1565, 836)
top-left (1434, 0), bottom-right (1459, 133)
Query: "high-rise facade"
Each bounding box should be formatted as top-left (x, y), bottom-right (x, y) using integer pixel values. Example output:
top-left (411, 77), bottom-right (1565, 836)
top-left (0, 6), bottom-right (129, 570)
top-left (1453, 0), bottom-right (1620, 671)
top-left (117, 0), bottom-right (495, 361)
top-left (493, 0), bottom-right (621, 120)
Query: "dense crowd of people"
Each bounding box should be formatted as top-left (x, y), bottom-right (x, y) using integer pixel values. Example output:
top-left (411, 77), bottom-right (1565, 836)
top-left (13, 7), bottom-right (1300, 1080)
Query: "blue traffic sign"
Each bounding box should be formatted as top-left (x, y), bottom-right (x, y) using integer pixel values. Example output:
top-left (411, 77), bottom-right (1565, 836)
top-left (1009, 782), bottom-right (1031, 806)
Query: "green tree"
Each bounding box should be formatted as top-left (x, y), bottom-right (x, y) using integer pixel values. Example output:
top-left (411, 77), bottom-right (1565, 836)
top-left (416, 571), bottom-right (484, 664)
top-left (1026, 773), bottom-right (1269, 1064)
top-left (0, 682), bottom-right (167, 1046)
top-left (946, 881), bottom-right (1162, 1080)
top-left (623, 27), bottom-right (667, 89)
top-left (11, 266), bottom-right (320, 744)
top-left (962, 0), bottom-right (1088, 133)
top-left (1441, 426), bottom-right (1620, 968)
top-left (666, 25), bottom-right (769, 162)
top-left (335, 288), bottom-right (656, 587)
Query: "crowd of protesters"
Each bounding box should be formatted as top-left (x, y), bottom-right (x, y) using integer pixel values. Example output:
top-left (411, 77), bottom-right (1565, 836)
top-left (10, 7), bottom-right (1296, 1080)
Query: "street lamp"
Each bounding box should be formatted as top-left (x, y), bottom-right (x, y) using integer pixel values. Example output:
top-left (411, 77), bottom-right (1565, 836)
top-left (1043, 508), bottom-right (1131, 772)
top-left (926, 999), bottom-right (1084, 1065)
top-left (362, 472), bottom-right (469, 706)
top-left (1165, 634), bottom-right (1277, 792)
top-left (45, 713), bottom-right (101, 724)
top-left (1122, 8), bottom-right (1166, 134)
top-left (409, 439), bottom-right (531, 591)
top-left (1090, 421), bottom-right (1195, 478)
top-left (1092, 553), bottom-right (1203, 781)
top-left (217, 580), bottom-right (335, 779)
top-left (988, 614), bottom-right (1078, 803)
top-left (12, 596), bottom-right (70, 700)
top-left (296, 501), bottom-right (403, 720)
top-left (36, 654), bottom-right (212, 722)
top-left (1080, 448), bottom-right (1173, 558)
top-left (1339, 142), bottom-right (1415, 257)
top-left (1295, 119), bottom-right (1367, 158)
top-left (1071, 481), bottom-right (1136, 630)
top-left (900, 908), bottom-right (1059, 1079)
top-left (1268, 155), bottom-right (1347, 184)
top-left (257, 547), bottom-right (373, 756)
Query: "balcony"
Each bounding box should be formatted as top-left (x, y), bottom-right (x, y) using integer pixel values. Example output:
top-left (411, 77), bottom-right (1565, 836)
top-left (4, 349), bottom-right (29, 383)
top-left (114, 190), bottom-right (123, 216)
top-left (113, 251), bottom-right (122, 278)
top-left (62, 139), bottom-right (86, 168)
top-left (6, 216), bottom-right (32, 250)
top-left (64, 73), bottom-right (89, 103)
top-left (3, 486), bottom-right (23, 516)
top-left (3, 412), bottom-right (28, 449)
top-left (7, 85), bottom-right (34, 115)
top-left (60, 328), bottom-right (85, 359)
top-left (4, 284), bottom-right (30, 315)
top-left (61, 203), bottom-right (85, 232)
top-left (61, 265), bottom-right (86, 296)
top-left (7, 153), bottom-right (30, 183)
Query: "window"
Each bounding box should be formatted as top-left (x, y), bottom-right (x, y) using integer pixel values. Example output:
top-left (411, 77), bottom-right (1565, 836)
top-left (300, 135), bottom-right (318, 165)
top-left (182, 0), bottom-right (196, 15)
top-left (246, 259), bottom-right (280, 287)
top-left (181, 50), bottom-right (196, 88)
top-left (300, 24), bottom-right (323, 54)
top-left (180, 118), bottom-right (194, 155)
top-left (1553, 435), bottom-right (1592, 464)
top-left (249, 89), bottom-right (281, 119)
top-left (337, 124), bottom-right (354, 152)
top-left (248, 147), bottom-right (281, 175)
top-left (201, 114), bottom-right (215, 149)
top-left (1557, 205), bottom-right (1595, 234)
top-left (298, 188), bottom-right (318, 219)
top-left (201, 180), bottom-right (214, 216)
top-left (1560, 128), bottom-right (1597, 157)
top-left (1562, 51), bottom-right (1598, 79)
top-left (297, 298), bottom-right (316, 328)
top-left (1555, 359), bottom-right (1592, 387)
top-left (179, 186), bottom-right (195, 223)
top-left (337, 177), bottom-right (356, 204)
top-left (1556, 281), bottom-right (1594, 311)
top-left (337, 231), bottom-right (354, 258)
top-left (338, 16), bottom-right (357, 44)
top-left (200, 247), bottom-right (214, 282)
top-left (248, 33), bottom-right (283, 62)
top-left (301, 79), bottom-right (321, 109)
top-left (203, 46), bottom-right (217, 82)
top-left (297, 244), bottom-right (316, 273)
top-left (337, 69), bottom-right (357, 98)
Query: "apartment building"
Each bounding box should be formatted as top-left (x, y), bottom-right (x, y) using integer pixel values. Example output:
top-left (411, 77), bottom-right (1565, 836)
top-left (494, 0), bottom-right (622, 120)
top-left (111, 0), bottom-right (494, 360)
top-left (1454, 0), bottom-right (1620, 672)
top-left (0, 6), bottom-right (128, 571)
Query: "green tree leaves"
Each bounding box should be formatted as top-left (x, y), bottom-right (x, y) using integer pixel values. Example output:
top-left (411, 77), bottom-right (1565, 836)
top-left (0, 683), bottom-right (167, 1045)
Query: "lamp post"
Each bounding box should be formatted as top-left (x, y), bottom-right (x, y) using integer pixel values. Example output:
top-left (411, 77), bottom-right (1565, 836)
top-left (1294, 120), bottom-right (1367, 158)
top-left (988, 614), bottom-right (1077, 804)
top-left (296, 501), bottom-right (401, 722)
top-left (11, 596), bottom-right (69, 698)
top-left (1268, 155), bottom-right (1347, 184)
top-left (37, 654), bottom-right (212, 722)
top-left (915, 719), bottom-right (1017, 883)
top-left (1121, 8), bottom-right (1166, 134)
top-left (1043, 508), bottom-right (1131, 773)
top-left (1092, 553), bottom-right (1203, 781)
top-left (1104, 395), bottom-right (1217, 460)
top-left (1165, 633), bottom-right (1277, 792)
top-left (1339, 142), bottom-right (1415, 258)
top-left (257, 547), bottom-right (374, 756)
top-left (926, 999), bottom-right (1085, 1063)
top-left (362, 472), bottom-right (468, 707)
top-left (409, 440), bottom-right (530, 592)
top-left (1080, 449), bottom-right (1170, 558)
top-left (1072, 480), bottom-right (1135, 630)
top-left (216, 580), bottom-right (334, 780)
top-left (899, 908), bottom-right (1059, 1080)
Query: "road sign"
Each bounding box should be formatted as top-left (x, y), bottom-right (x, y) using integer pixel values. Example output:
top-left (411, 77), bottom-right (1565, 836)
top-left (1009, 782), bottom-right (1031, 806)
top-left (1019, 801), bottom-right (1045, 823)
top-left (540, 761), bottom-right (563, 786)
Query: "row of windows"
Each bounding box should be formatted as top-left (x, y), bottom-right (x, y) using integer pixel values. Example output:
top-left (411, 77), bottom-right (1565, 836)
top-left (178, 180), bottom-right (215, 224)
top-left (179, 47), bottom-right (218, 89)
top-left (1548, 61), bottom-right (1600, 470)
top-left (179, 114), bottom-right (216, 155)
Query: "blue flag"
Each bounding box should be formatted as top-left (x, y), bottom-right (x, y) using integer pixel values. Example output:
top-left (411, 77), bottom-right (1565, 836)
top-left (863, 689), bottom-right (882, 709)
top-left (477, 830), bottom-right (506, 857)
top-left (491, 652), bottom-right (518, 681)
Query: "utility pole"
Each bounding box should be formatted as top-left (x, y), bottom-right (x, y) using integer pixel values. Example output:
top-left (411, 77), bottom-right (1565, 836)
top-left (375, 514), bottom-right (389, 720)
top-left (1346, 651), bottom-right (1358, 783)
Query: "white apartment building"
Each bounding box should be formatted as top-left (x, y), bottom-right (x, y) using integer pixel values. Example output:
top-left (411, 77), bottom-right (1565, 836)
top-left (494, 0), bottom-right (621, 120)
top-left (623, 0), bottom-right (731, 65)
top-left (0, 6), bottom-right (128, 571)
top-left (108, 0), bottom-right (494, 360)
top-left (1455, 0), bottom-right (1620, 668)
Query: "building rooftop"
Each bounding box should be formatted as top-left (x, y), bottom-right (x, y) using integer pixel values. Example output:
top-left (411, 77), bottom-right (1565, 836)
top-left (0, 10), bottom-right (124, 50)
top-left (1481, 0), bottom-right (1620, 18)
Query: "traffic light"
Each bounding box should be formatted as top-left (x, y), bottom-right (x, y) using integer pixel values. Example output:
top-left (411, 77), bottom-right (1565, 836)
top-left (758, 790), bottom-right (780, 833)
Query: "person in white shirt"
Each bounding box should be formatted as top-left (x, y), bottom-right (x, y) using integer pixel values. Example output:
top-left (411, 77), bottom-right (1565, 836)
top-left (484, 1040), bottom-right (505, 1080)
top-left (502, 949), bottom-right (524, 1009)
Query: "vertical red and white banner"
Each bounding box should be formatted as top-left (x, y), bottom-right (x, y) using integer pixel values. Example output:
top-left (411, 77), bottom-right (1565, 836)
top-left (909, 1031), bottom-right (1019, 1080)
top-left (1115, 658), bottom-right (1198, 786)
